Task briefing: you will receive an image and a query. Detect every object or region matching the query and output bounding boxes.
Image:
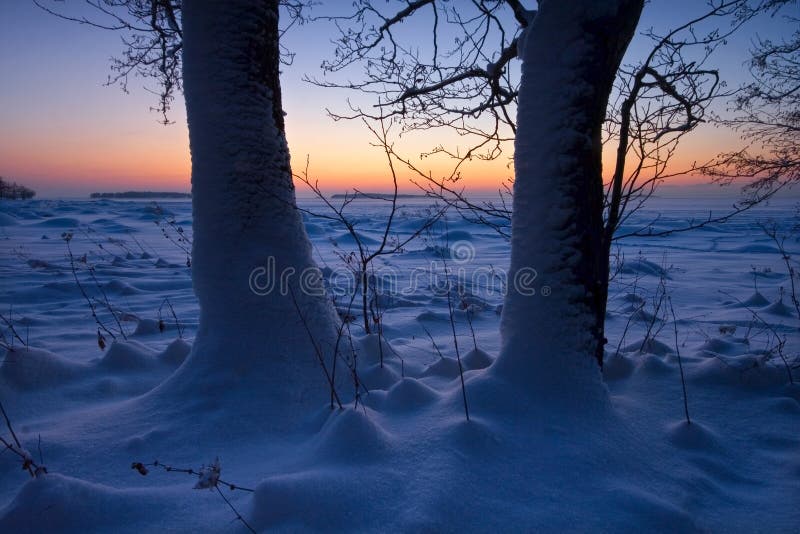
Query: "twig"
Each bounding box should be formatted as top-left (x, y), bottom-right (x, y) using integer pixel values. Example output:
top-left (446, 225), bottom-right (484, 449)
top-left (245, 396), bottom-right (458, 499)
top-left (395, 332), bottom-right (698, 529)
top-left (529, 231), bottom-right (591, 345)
top-left (668, 297), bottom-right (691, 425)
top-left (760, 221), bottom-right (800, 321)
top-left (721, 290), bottom-right (795, 385)
top-left (216, 486), bottom-right (256, 533)
top-left (86, 265), bottom-right (128, 340)
top-left (133, 459), bottom-right (255, 492)
top-left (438, 223), bottom-right (469, 421)
top-left (0, 399), bottom-right (40, 477)
top-left (132, 459), bottom-right (256, 533)
top-left (62, 233), bottom-right (118, 344)
top-left (158, 297), bottom-right (184, 338)
top-left (287, 285), bottom-right (343, 409)
top-left (421, 324), bottom-right (444, 359)
top-left (459, 288), bottom-right (479, 352)
top-left (0, 310), bottom-right (27, 349)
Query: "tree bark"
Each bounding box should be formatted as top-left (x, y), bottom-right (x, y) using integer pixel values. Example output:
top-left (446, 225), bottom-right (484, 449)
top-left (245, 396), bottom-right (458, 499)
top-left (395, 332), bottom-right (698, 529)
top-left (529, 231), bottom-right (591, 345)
top-left (174, 0), bottom-right (338, 414)
top-left (494, 0), bottom-right (643, 395)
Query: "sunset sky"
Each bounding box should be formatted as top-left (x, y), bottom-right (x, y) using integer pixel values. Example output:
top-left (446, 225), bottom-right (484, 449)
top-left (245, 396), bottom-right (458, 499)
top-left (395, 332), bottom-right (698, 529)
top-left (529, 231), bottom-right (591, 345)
top-left (0, 1), bottom-right (793, 197)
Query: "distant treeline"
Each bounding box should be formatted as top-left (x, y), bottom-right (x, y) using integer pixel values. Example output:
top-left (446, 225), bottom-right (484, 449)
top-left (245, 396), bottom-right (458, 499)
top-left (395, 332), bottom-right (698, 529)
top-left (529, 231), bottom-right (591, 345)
top-left (330, 192), bottom-right (428, 199)
top-left (0, 177), bottom-right (36, 200)
top-left (90, 191), bottom-right (191, 199)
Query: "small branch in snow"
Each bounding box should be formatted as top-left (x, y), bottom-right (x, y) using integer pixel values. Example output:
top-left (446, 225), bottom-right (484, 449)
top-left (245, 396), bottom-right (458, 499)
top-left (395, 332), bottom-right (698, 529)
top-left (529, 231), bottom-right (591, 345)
top-left (62, 232), bottom-right (127, 345)
top-left (759, 221), bottom-right (800, 322)
top-left (158, 297), bottom-right (184, 339)
top-left (288, 285), bottom-right (344, 409)
top-left (421, 324), bottom-right (444, 360)
top-left (720, 291), bottom-right (796, 385)
top-left (435, 223), bottom-right (470, 421)
top-left (0, 400), bottom-right (46, 478)
top-left (132, 458), bottom-right (256, 533)
top-left (289, 115), bottom-right (446, 337)
top-left (331, 292), bottom-right (370, 409)
top-left (0, 309), bottom-right (28, 351)
top-left (152, 202), bottom-right (192, 266)
top-left (667, 297), bottom-right (691, 425)
top-left (132, 458), bottom-right (254, 492)
top-left (215, 485), bottom-right (255, 533)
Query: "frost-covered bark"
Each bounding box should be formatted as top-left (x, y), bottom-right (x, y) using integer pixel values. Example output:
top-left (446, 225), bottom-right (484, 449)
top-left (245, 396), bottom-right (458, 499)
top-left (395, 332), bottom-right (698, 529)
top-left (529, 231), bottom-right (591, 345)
top-left (495, 0), bottom-right (643, 394)
top-left (174, 0), bottom-right (337, 410)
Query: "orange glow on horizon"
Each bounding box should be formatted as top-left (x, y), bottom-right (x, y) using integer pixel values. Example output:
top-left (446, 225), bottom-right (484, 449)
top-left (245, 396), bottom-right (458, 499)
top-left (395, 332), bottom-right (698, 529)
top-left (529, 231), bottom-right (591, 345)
top-left (2, 112), bottom-right (726, 197)
top-left (1, 0), bottom-right (778, 199)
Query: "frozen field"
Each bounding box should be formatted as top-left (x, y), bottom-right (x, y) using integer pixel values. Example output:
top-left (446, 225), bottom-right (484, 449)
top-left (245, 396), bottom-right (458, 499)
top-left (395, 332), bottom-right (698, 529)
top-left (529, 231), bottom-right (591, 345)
top-left (0, 194), bottom-right (798, 532)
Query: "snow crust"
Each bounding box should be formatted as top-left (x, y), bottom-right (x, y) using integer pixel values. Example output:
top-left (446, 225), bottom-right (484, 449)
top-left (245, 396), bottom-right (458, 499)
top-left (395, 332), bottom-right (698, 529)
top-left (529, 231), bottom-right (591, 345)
top-left (0, 196), bottom-right (798, 531)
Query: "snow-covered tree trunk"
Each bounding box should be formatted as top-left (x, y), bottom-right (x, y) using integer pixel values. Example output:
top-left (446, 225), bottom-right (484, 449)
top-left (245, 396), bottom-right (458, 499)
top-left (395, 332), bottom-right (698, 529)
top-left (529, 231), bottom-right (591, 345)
top-left (173, 0), bottom-right (338, 413)
top-left (495, 0), bottom-right (643, 396)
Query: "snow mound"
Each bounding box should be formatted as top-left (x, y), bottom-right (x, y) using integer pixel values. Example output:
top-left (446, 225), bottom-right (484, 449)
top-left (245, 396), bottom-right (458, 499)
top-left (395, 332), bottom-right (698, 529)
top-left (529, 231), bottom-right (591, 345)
top-left (628, 308), bottom-right (659, 323)
top-left (375, 293), bottom-right (424, 309)
top-left (443, 417), bottom-right (502, 456)
top-left (99, 340), bottom-right (159, 371)
top-left (665, 420), bottom-right (720, 450)
top-left (132, 318), bottom-right (161, 336)
top-left (698, 337), bottom-right (750, 356)
top-left (383, 378), bottom-right (439, 411)
top-left (103, 279), bottom-right (140, 296)
top-left (90, 218), bottom-right (134, 233)
top-left (740, 291), bottom-right (770, 307)
top-left (463, 348), bottom-right (493, 370)
top-left (354, 334), bottom-right (397, 367)
top-left (0, 474), bottom-right (164, 533)
top-left (635, 353), bottom-right (672, 376)
top-left (623, 338), bottom-right (673, 356)
top-left (690, 354), bottom-right (790, 388)
top-left (249, 468), bottom-right (392, 531)
top-left (359, 363), bottom-right (401, 391)
top-left (610, 484), bottom-right (697, 530)
top-left (158, 338), bottom-right (191, 366)
top-left (442, 229), bottom-right (472, 242)
top-left (0, 212), bottom-right (19, 226)
top-left (763, 299), bottom-right (794, 317)
top-left (422, 357), bottom-right (462, 379)
top-left (331, 231), bottom-right (379, 246)
top-left (30, 217), bottom-right (80, 228)
top-left (603, 352), bottom-right (635, 381)
top-left (313, 408), bottom-right (392, 463)
top-left (1, 347), bottom-right (85, 389)
top-left (416, 310), bottom-right (450, 322)
top-left (620, 259), bottom-right (669, 278)
top-left (123, 427), bottom-right (170, 453)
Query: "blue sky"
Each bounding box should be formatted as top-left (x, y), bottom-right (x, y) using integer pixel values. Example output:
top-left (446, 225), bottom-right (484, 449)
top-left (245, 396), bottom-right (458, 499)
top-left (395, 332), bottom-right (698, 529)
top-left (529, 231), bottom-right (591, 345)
top-left (0, 0), bottom-right (795, 196)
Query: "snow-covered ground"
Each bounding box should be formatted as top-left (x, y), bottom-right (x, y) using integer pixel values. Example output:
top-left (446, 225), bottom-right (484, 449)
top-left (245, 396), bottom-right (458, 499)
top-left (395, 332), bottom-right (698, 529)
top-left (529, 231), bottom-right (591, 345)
top-left (0, 194), bottom-right (798, 532)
